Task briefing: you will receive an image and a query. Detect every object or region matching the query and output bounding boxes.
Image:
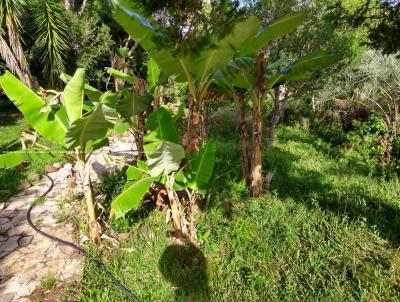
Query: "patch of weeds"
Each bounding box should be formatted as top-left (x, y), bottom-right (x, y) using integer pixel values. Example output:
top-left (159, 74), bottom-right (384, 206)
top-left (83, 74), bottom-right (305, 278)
top-left (54, 211), bottom-right (70, 223)
top-left (61, 282), bottom-right (80, 302)
top-left (32, 196), bottom-right (45, 206)
top-left (41, 276), bottom-right (57, 291)
top-left (34, 218), bottom-right (43, 227)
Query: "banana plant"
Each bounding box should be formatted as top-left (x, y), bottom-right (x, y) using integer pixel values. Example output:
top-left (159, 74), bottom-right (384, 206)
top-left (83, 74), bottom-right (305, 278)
top-left (105, 57), bottom-right (165, 160)
top-left (214, 51), bottom-right (342, 195)
top-left (0, 69), bottom-right (115, 244)
top-left (112, 0), bottom-right (307, 153)
top-left (110, 107), bottom-right (216, 240)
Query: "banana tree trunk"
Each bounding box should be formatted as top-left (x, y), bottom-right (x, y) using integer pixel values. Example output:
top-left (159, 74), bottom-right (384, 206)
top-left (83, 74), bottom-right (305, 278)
top-left (251, 96), bottom-right (264, 196)
top-left (187, 96), bottom-right (201, 153)
top-left (238, 91), bottom-right (251, 184)
top-left (265, 84), bottom-right (287, 189)
top-left (251, 51), bottom-right (266, 197)
top-left (165, 177), bottom-right (183, 238)
top-left (78, 158), bottom-right (101, 244)
top-left (135, 114), bottom-right (146, 161)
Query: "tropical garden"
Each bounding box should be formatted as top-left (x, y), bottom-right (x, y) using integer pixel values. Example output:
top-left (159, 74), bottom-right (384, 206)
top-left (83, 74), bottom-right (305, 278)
top-left (0, 0), bottom-right (400, 301)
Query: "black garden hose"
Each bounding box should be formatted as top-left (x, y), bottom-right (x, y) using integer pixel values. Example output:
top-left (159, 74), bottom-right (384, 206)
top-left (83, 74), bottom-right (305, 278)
top-left (27, 174), bottom-right (140, 302)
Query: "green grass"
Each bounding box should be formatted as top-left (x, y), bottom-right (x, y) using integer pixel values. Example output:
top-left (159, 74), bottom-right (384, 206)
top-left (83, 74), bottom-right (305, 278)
top-left (0, 113), bottom-right (65, 194)
top-left (80, 125), bottom-right (400, 301)
top-left (41, 275), bottom-right (58, 291)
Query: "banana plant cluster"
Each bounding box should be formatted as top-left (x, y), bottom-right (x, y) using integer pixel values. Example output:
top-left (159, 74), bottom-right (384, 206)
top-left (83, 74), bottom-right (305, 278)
top-left (213, 51), bottom-right (342, 195)
top-left (111, 107), bottom-right (216, 240)
top-left (111, 0), bottom-right (308, 153)
top-left (0, 69), bottom-right (116, 243)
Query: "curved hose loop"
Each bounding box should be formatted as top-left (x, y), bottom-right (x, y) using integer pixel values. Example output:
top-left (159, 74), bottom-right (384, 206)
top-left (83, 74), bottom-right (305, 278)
top-left (27, 174), bottom-right (140, 302)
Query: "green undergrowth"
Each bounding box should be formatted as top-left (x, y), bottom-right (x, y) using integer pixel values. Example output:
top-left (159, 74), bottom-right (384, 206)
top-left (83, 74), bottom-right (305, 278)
top-left (0, 113), bottom-right (64, 194)
top-left (81, 125), bottom-right (400, 301)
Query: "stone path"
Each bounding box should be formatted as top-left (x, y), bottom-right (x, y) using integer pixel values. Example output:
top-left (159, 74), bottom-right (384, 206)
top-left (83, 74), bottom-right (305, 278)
top-left (0, 134), bottom-right (136, 301)
top-left (0, 164), bottom-right (84, 302)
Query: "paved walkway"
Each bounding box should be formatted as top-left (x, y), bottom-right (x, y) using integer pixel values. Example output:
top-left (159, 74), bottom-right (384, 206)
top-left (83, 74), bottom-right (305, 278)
top-left (0, 134), bottom-right (135, 301)
top-left (0, 164), bottom-right (84, 302)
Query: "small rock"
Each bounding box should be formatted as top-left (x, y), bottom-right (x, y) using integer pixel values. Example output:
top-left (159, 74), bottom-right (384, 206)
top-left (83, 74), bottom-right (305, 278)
top-left (27, 173), bottom-right (41, 183)
top-left (80, 235), bottom-right (90, 244)
top-left (45, 165), bottom-right (59, 173)
top-left (0, 190), bottom-right (11, 203)
top-left (53, 162), bottom-right (64, 169)
top-left (117, 232), bottom-right (130, 242)
top-left (18, 181), bottom-right (31, 190)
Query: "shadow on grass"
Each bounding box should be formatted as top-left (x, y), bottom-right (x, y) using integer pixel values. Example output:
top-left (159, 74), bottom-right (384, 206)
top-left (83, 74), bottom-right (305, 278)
top-left (269, 144), bottom-right (400, 247)
top-left (159, 243), bottom-right (209, 302)
top-left (210, 126), bottom-right (400, 247)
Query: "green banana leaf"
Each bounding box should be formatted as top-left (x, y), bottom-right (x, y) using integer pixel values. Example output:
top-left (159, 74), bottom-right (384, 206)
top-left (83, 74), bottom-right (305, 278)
top-left (106, 67), bottom-right (137, 85)
top-left (0, 72), bottom-right (68, 146)
top-left (145, 140), bottom-right (185, 177)
top-left (111, 176), bottom-right (158, 219)
top-left (0, 150), bottom-right (52, 169)
top-left (63, 68), bottom-right (85, 124)
top-left (112, 0), bottom-right (182, 81)
top-left (116, 90), bottom-right (151, 120)
top-left (60, 73), bottom-right (102, 102)
top-left (188, 141), bottom-right (217, 195)
top-left (144, 107), bottom-right (180, 144)
top-left (239, 11), bottom-right (307, 55)
top-left (266, 51), bottom-right (342, 89)
top-left (65, 103), bottom-right (114, 150)
top-left (147, 57), bottom-right (160, 88)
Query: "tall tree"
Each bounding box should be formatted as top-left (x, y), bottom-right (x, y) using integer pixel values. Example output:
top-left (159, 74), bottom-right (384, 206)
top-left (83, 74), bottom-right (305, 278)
top-left (0, 0), bottom-right (32, 87)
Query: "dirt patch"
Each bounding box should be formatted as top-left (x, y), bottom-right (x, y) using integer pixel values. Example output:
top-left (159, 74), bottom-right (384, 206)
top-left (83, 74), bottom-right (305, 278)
top-left (26, 281), bottom-right (81, 302)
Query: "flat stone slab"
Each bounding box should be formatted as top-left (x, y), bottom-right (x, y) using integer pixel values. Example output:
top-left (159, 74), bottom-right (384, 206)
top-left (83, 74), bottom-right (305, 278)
top-left (0, 164), bottom-right (84, 301)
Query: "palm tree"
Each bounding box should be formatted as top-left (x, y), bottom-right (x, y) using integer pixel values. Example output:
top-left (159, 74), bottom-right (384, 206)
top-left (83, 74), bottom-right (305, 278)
top-left (0, 0), bottom-right (33, 87)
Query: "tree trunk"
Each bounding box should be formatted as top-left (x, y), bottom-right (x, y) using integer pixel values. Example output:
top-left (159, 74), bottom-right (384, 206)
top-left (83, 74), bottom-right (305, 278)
top-left (64, 0), bottom-right (74, 10)
top-left (165, 177), bottom-right (183, 238)
top-left (251, 96), bottom-right (263, 196)
top-left (238, 91), bottom-right (251, 184)
top-left (79, 158), bottom-right (101, 244)
top-left (200, 107), bottom-right (207, 146)
top-left (265, 84), bottom-right (287, 189)
top-left (79, 0), bottom-right (88, 16)
top-left (187, 96), bottom-right (201, 153)
top-left (251, 51), bottom-right (266, 197)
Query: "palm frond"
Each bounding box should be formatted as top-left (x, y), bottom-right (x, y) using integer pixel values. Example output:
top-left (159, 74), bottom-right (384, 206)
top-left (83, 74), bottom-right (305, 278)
top-left (31, 0), bottom-right (69, 86)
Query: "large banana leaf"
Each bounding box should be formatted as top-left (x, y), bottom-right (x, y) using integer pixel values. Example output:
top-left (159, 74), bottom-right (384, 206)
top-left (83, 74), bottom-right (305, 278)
top-left (144, 107), bottom-right (180, 144)
top-left (60, 73), bottom-right (102, 102)
top-left (147, 57), bottom-right (160, 88)
top-left (63, 68), bottom-right (85, 124)
top-left (239, 12), bottom-right (307, 55)
top-left (111, 176), bottom-right (157, 219)
top-left (106, 67), bottom-right (137, 85)
top-left (0, 150), bottom-right (52, 169)
top-left (65, 103), bottom-right (114, 150)
top-left (188, 17), bottom-right (261, 83)
top-left (266, 51), bottom-right (342, 89)
top-left (116, 90), bottom-right (150, 120)
top-left (145, 140), bottom-right (185, 177)
top-left (0, 72), bottom-right (68, 146)
top-left (188, 141), bottom-right (217, 195)
top-left (112, 0), bottom-right (182, 81)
